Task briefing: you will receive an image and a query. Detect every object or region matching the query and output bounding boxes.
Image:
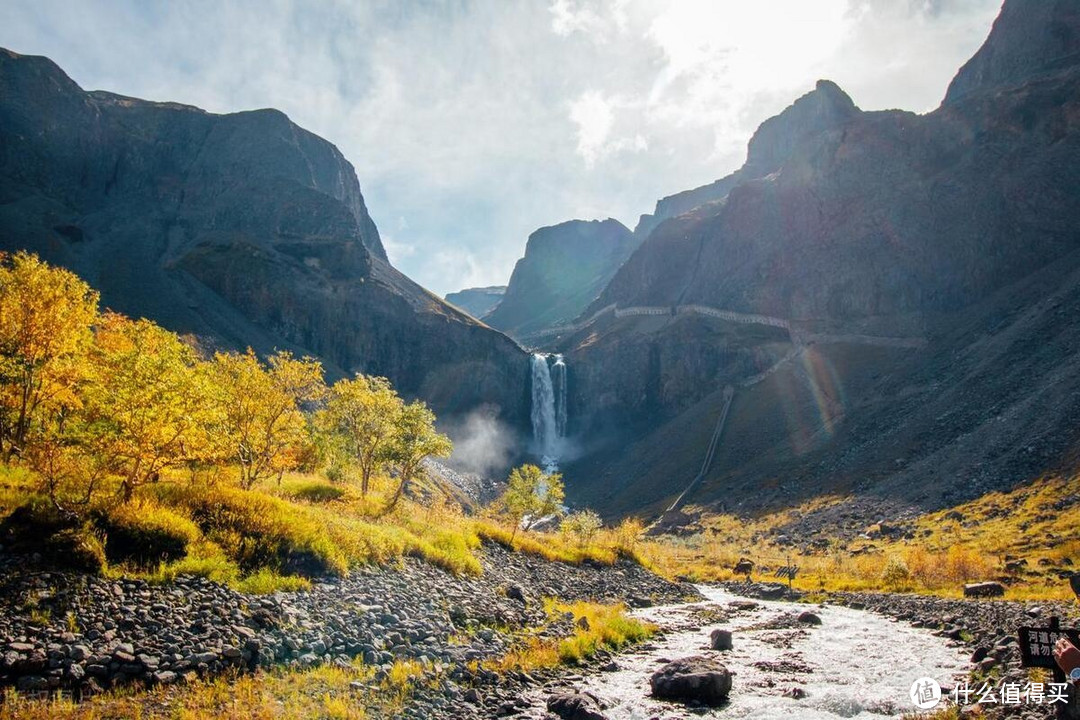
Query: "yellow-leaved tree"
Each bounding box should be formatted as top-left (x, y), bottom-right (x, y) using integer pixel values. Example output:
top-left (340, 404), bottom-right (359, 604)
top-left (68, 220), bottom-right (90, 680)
top-left (317, 374), bottom-right (402, 496)
top-left (210, 349), bottom-right (325, 488)
top-left (81, 313), bottom-right (215, 502)
top-left (499, 464), bottom-right (565, 540)
top-left (382, 400), bottom-right (452, 513)
top-left (0, 251), bottom-right (98, 460)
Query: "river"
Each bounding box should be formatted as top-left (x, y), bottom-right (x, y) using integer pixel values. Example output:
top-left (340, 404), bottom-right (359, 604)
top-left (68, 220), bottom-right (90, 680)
top-left (531, 585), bottom-right (970, 719)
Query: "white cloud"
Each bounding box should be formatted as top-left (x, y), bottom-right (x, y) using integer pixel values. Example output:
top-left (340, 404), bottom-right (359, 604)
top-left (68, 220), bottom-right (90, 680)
top-left (570, 91), bottom-right (614, 166)
top-left (380, 233), bottom-right (416, 265)
top-left (549, 0), bottom-right (629, 40)
top-left (0, 0), bottom-right (1002, 295)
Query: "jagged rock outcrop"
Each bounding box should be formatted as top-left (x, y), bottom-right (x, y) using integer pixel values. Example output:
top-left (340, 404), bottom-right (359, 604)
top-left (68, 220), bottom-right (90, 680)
top-left (445, 286), bottom-right (506, 319)
top-left (944, 0), bottom-right (1080, 104)
top-left (484, 219), bottom-right (637, 341)
top-left (560, 0), bottom-right (1080, 518)
top-left (0, 48), bottom-right (529, 426)
top-left (633, 80), bottom-right (860, 238)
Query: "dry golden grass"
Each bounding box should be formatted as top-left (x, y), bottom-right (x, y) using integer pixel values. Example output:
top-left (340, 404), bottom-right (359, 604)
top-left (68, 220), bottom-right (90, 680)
top-left (0, 462), bottom-right (653, 600)
top-left (640, 475), bottom-right (1080, 601)
top-left (0, 656), bottom-right (438, 720)
top-left (486, 600), bottom-right (655, 674)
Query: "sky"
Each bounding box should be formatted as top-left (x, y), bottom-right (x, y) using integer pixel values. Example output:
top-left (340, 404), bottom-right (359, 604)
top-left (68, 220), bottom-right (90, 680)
top-left (0, 0), bottom-right (1002, 296)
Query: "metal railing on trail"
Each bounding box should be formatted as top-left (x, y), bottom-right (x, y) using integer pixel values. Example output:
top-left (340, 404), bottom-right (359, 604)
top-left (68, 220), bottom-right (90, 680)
top-left (665, 385), bottom-right (734, 513)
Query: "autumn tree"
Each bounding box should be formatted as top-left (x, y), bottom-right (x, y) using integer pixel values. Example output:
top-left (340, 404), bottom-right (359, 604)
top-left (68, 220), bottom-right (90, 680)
top-left (382, 401), bottom-right (452, 513)
top-left (317, 374), bottom-right (402, 496)
top-left (499, 464), bottom-right (565, 540)
top-left (80, 313), bottom-right (214, 502)
top-left (0, 252), bottom-right (98, 460)
top-left (560, 509), bottom-right (602, 547)
top-left (210, 349), bottom-right (325, 488)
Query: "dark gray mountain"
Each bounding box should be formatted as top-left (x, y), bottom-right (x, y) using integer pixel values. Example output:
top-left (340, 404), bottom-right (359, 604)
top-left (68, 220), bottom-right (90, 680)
top-left (484, 218), bottom-right (637, 342)
top-left (633, 80), bottom-right (859, 239)
top-left (556, 0), bottom-right (1080, 526)
top-left (445, 286), bottom-right (506, 319)
top-left (0, 48), bottom-right (529, 427)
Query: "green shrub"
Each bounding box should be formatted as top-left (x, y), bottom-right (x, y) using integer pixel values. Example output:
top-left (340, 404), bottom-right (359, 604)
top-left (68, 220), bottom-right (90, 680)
top-left (287, 481), bottom-right (345, 504)
top-left (158, 485), bottom-right (349, 576)
top-left (881, 555), bottom-right (913, 590)
top-left (94, 501), bottom-right (201, 567)
top-left (143, 540), bottom-right (240, 586)
top-left (45, 526), bottom-right (107, 573)
top-left (235, 568), bottom-right (312, 594)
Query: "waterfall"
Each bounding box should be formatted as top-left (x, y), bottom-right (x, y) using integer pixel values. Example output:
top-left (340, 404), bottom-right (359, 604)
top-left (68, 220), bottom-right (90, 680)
top-left (530, 353), bottom-right (567, 470)
top-left (552, 354), bottom-right (567, 438)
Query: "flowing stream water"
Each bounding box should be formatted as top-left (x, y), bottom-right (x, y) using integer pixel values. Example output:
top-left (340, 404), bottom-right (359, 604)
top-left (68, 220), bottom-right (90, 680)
top-left (531, 586), bottom-right (969, 719)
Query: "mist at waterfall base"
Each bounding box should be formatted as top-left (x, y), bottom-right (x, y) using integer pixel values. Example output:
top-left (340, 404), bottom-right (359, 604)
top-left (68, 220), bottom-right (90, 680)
top-left (531, 353), bottom-right (578, 473)
top-left (441, 354), bottom-right (578, 482)
top-left (444, 405), bottom-right (515, 477)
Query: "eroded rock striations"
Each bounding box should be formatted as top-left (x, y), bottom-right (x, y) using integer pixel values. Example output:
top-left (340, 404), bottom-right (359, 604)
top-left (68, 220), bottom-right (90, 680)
top-left (0, 48), bottom-right (528, 427)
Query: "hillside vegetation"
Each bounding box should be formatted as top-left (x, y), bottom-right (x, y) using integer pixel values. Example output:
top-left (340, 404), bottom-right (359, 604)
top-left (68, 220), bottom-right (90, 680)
top-left (0, 252), bottom-right (636, 592)
top-left (645, 477), bottom-right (1079, 601)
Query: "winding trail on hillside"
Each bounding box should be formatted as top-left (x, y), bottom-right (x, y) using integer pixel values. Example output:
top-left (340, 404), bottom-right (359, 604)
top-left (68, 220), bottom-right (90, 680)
top-left (528, 586), bottom-right (969, 720)
top-left (525, 302), bottom-right (926, 349)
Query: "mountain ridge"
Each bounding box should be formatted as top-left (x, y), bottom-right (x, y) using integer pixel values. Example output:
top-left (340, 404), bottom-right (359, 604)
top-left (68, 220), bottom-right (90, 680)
top-left (445, 285), bottom-right (506, 320)
top-left (484, 218), bottom-right (637, 341)
top-left (0, 47), bottom-right (530, 430)
top-left (556, 0), bottom-right (1080, 523)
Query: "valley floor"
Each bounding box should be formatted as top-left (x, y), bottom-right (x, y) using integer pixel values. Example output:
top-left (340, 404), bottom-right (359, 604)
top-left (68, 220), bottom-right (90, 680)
top-left (4, 565), bottom-right (1078, 719)
top-left (0, 543), bottom-right (686, 719)
top-left (641, 475), bottom-right (1080, 602)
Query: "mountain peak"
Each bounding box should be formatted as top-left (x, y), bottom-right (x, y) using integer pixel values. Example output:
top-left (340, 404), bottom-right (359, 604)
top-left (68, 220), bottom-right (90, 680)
top-left (945, 0), bottom-right (1080, 104)
top-left (744, 78), bottom-right (859, 176)
top-left (485, 218), bottom-right (637, 339)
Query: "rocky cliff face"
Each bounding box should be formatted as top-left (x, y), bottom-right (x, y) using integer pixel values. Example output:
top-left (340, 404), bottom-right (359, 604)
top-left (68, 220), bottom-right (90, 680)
top-left (944, 0), bottom-right (1080, 104)
top-left (0, 48), bottom-right (529, 427)
top-left (444, 286), bottom-right (506, 319)
top-left (560, 0), bottom-right (1080, 517)
top-left (484, 219), bottom-right (636, 342)
top-left (633, 80), bottom-right (860, 239)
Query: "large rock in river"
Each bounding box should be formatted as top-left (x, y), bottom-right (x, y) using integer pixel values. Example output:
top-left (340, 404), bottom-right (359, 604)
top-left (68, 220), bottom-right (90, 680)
top-left (650, 655), bottom-right (732, 706)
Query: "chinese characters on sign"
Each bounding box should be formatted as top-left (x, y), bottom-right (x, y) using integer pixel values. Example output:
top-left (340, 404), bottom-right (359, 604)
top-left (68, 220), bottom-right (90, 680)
top-left (910, 622), bottom-right (1079, 711)
top-left (1019, 626), bottom-right (1080, 669)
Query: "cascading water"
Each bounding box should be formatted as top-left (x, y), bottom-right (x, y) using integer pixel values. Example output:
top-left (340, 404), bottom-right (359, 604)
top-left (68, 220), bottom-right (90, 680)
top-left (552, 354), bottom-right (567, 438)
top-left (530, 353), bottom-right (567, 471)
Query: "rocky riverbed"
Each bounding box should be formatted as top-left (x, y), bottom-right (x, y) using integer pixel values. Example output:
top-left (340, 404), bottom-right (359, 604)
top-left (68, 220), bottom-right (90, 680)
top-left (4, 551), bottom-right (1079, 720)
top-left (720, 581), bottom-right (1080, 719)
top-left (523, 585), bottom-right (973, 720)
top-left (0, 543), bottom-right (693, 717)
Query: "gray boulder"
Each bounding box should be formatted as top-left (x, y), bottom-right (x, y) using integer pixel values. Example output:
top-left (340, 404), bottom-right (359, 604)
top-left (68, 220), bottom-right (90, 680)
top-left (650, 656), bottom-right (732, 706)
top-left (546, 691), bottom-right (607, 720)
top-left (709, 629), bottom-right (733, 651)
top-left (963, 582), bottom-right (1005, 598)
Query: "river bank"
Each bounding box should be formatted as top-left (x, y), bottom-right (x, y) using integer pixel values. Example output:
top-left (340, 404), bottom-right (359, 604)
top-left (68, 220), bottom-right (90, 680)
top-left (0, 543), bottom-right (693, 718)
top-left (4, 553), bottom-right (1079, 719)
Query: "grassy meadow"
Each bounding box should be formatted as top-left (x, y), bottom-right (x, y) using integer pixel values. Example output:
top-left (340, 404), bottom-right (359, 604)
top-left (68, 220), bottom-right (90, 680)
top-left (641, 475), bottom-right (1079, 601)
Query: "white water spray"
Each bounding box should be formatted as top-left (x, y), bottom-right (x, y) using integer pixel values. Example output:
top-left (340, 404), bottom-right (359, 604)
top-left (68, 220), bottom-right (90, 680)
top-left (530, 353), bottom-right (567, 471)
top-left (552, 354), bottom-right (567, 438)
